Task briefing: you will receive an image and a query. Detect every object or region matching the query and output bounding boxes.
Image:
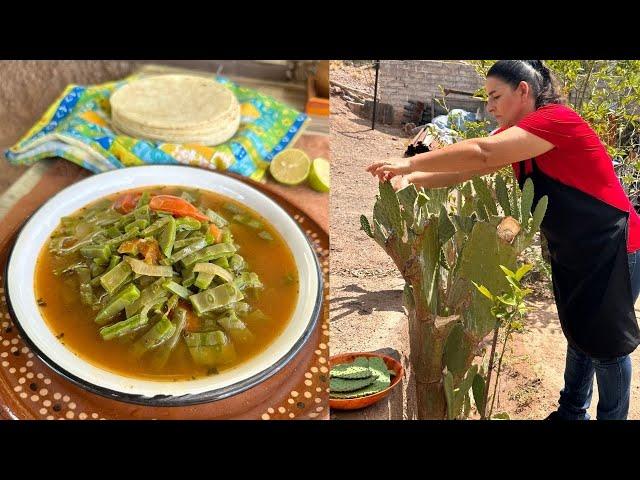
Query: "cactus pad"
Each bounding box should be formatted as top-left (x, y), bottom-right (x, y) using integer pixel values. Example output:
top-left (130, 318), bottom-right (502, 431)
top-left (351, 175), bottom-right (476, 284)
top-left (331, 357), bottom-right (372, 379)
top-left (330, 357), bottom-right (392, 399)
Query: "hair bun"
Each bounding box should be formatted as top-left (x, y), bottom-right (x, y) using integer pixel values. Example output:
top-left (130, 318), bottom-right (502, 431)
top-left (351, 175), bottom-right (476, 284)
top-left (524, 60), bottom-right (550, 78)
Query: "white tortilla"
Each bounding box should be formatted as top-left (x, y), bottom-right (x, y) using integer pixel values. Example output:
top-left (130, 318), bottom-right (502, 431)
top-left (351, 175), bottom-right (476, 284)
top-left (111, 112), bottom-right (240, 145)
top-left (110, 74), bottom-right (241, 145)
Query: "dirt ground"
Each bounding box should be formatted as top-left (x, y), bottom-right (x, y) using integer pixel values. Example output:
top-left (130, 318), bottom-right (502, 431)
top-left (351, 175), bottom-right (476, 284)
top-left (330, 61), bottom-right (375, 96)
top-left (329, 62), bottom-right (640, 420)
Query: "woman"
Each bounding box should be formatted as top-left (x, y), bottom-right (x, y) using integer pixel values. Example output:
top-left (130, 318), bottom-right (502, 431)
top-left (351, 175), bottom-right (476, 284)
top-left (367, 60), bottom-right (640, 420)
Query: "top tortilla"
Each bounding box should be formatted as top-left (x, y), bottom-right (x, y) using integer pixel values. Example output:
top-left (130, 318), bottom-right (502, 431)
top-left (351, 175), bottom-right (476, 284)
top-left (110, 74), bottom-right (240, 131)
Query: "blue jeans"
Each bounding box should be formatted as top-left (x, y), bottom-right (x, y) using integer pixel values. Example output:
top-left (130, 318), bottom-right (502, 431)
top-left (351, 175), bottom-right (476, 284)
top-left (556, 250), bottom-right (640, 420)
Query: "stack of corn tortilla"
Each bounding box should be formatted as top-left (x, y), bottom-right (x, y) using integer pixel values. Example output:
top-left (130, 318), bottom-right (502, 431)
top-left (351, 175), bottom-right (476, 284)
top-left (110, 74), bottom-right (241, 146)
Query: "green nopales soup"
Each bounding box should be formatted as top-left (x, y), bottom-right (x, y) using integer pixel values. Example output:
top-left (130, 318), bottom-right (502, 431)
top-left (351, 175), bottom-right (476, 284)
top-left (35, 187), bottom-right (299, 381)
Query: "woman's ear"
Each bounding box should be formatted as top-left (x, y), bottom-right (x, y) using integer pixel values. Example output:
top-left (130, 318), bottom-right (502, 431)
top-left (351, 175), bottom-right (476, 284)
top-left (517, 80), bottom-right (530, 101)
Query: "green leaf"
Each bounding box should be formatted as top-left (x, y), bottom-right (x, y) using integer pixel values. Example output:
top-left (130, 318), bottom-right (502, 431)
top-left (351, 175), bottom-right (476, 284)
top-left (505, 275), bottom-right (520, 290)
top-left (473, 86), bottom-right (488, 100)
top-left (496, 294), bottom-right (517, 306)
top-left (472, 281), bottom-right (494, 301)
top-left (499, 265), bottom-right (517, 279)
top-left (425, 188), bottom-right (452, 217)
top-left (484, 204), bottom-right (494, 223)
top-left (515, 263), bottom-right (533, 281)
top-left (511, 320), bottom-right (524, 330)
top-left (460, 198), bottom-right (476, 219)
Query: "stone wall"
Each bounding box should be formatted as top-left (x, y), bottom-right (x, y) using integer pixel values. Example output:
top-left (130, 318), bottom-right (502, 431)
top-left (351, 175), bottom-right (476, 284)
top-left (378, 60), bottom-right (484, 125)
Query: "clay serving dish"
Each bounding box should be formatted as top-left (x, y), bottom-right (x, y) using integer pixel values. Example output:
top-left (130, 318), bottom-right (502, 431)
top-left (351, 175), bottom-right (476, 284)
top-left (329, 352), bottom-right (403, 411)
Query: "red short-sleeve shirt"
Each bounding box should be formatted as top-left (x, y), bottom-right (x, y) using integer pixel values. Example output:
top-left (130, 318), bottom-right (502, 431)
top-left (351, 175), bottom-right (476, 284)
top-left (503, 103), bottom-right (640, 253)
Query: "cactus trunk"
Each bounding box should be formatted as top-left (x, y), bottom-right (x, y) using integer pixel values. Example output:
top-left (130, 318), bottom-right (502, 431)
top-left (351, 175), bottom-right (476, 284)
top-left (406, 305), bottom-right (447, 418)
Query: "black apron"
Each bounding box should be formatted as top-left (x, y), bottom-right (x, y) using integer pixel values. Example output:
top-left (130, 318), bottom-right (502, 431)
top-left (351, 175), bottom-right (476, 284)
top-left (518, 158), bottom-right (640, 359)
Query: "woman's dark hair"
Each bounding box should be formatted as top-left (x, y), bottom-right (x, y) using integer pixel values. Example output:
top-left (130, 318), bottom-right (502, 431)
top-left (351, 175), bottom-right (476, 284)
top-left (486, 60), bottom-right (564, 108)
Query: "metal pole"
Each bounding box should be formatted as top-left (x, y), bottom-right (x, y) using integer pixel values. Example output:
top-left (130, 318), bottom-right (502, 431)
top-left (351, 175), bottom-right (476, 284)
top-left (372, 60), bottom-right (380, 130)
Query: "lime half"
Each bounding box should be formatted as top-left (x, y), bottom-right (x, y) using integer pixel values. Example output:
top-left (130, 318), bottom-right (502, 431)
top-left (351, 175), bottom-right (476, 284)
top-left (270, 149), bottom-right (311, 186)
top-left (308, 158), bottom-right (330, 192)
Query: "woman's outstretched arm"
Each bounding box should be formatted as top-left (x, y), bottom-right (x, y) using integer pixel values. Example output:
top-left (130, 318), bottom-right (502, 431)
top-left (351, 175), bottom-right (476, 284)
top-left (367, 127), bottom-right (554, 179)
top-left (397, 165), bottom-right (502, 190)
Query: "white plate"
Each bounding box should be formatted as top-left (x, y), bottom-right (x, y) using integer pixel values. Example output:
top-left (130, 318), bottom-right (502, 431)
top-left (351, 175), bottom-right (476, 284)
top-left (5, 165), bottom-right (322, 405)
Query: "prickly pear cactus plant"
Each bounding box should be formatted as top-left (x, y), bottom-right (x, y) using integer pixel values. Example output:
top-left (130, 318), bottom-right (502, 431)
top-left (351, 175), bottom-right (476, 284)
top-left (360, 176), bottom-right (547, 419)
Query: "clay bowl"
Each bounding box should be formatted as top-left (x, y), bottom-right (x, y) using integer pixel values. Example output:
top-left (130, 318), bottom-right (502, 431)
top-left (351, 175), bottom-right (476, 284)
top-left (329, 352), bottom-right (403, 411)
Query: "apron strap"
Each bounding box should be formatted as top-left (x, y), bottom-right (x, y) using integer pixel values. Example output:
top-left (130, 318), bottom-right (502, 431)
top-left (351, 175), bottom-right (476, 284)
top-left (530, 157), bottom-right (539, 173)
top-left (517, 160), bottom-right (528, 189)
top-left (518, 159), bottom-right (538, 185)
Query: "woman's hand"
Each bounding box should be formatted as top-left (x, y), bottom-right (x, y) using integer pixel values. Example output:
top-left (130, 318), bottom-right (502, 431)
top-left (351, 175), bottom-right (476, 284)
top-left (366, 158), bottom-right (411, 180)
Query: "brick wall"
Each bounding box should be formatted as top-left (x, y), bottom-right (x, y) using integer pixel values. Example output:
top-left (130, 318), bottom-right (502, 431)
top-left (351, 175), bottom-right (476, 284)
top-left (378, 60), bottom-right (485, 125)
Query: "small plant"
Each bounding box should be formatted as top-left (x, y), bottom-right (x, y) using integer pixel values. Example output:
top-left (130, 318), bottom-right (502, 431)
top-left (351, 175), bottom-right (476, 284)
top-left (520, 240), bottom-right (552, 287)
top-left (471, 263), bottom-right (533, 419)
